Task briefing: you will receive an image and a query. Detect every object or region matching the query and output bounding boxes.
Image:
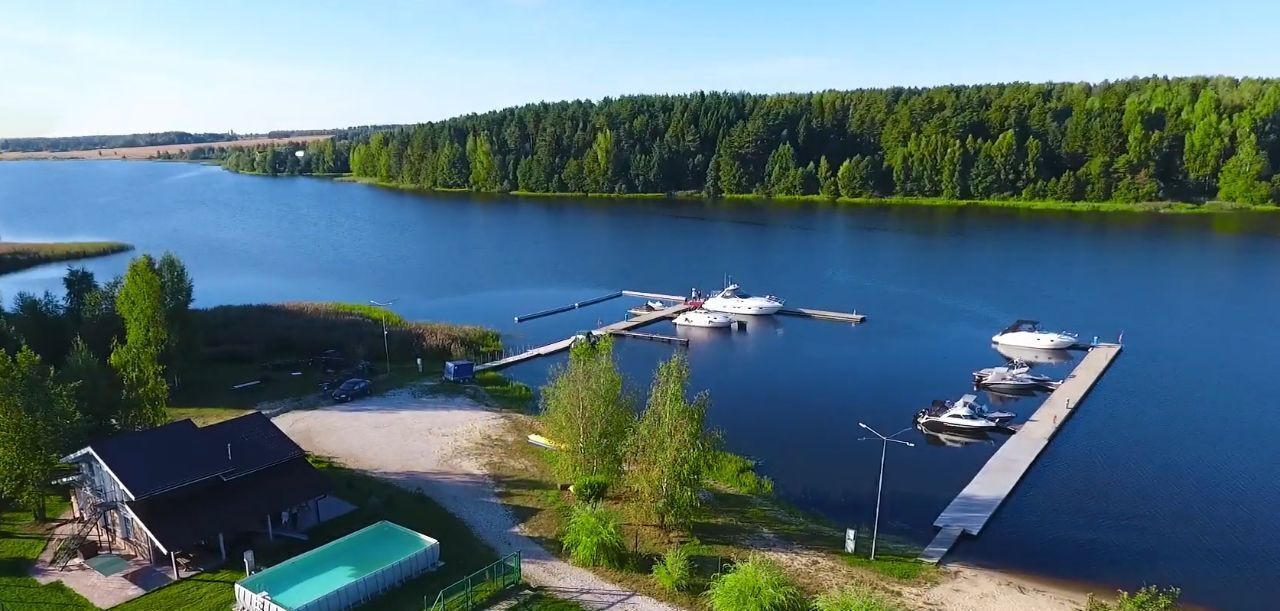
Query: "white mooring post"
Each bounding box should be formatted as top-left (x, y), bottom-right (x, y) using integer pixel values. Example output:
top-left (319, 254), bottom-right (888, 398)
top-left (266, 515), bottom-right (273, 540)
top-left (170, 551), bottom-right (179, 580)
top-left (219, 532), bottom-right (226, 560)
top-left (845, 528), bottom-right (857, 554)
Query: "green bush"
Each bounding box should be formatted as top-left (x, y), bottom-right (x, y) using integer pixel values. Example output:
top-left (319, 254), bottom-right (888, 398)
top-left (651, 542), bottom-right (695, 592)
top-left (572, 476), bottom-right (610, 503)
top-left (705, 556), bottom-right (805, 611)
top-left (1084, 586), bottom-right (1181, 611)
top-left (561, 504), bottom-right (626, 568)
top-left (814, 586), bottom-right (897, 611)
top-left (706, 451), bottom-right (774, 496)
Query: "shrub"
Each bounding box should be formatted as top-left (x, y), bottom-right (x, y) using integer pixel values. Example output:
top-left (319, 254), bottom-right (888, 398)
top-left (705, 556), bottom-right (805, 611)
top-left (561, 504), bottom-right (626, 568)
top-left (814, 586), bottom-right (897, 611)
top-left (572, 476), bottom-right (610, 503)
top-left (706, 451), bottom-right (774, 496)
top-left (1084, 586), bottom-right (1181, 611)
top-left (652, 542), bottom-right (695, 592)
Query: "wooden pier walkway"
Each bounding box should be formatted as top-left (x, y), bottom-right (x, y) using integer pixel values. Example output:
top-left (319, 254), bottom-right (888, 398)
top-left (608, 330), bottom-right (689, 345)
top-left (476, 303), bottom-right (692, 372)
top-left (919, 343), bottom-right (1123, 563)
top-left (777, 307), bottom-right (866, 323)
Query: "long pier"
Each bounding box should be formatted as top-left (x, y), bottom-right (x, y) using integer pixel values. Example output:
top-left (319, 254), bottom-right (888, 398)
top-left (919, 343), bottom-right (1123, 563)
top-left (477, 302), bottom-right (692, 372)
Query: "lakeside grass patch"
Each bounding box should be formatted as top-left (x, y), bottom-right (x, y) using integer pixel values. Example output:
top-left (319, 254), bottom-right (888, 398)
top-left (166, 405), bottom-right (252, 425)
top-left (839, 553), bottom-right (934, 582)
top-left (480, 416), bottom-right (916, 609)
top-left (0, 241), bottom-right (133, 275)
top-left (474, 370), bottom-right (535, 410)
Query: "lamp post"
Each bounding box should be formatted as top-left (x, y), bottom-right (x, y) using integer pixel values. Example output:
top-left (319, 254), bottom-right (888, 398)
top-left (857, 422), bottom-right (914, 560)
top-left (369, 299), bottom-right (396, 375)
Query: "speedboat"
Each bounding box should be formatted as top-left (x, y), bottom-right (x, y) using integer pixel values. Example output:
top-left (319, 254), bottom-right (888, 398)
top-left (917, 425), bottom-right (995, 448)
top-left (646, 300), bottom-right (667, 311)
top-left (972, 361), bottom-right (1060, 392)
top-left (991, 320), bottom-right (1078, 350)
top-left (916, 395), bottom-right (1011, 432)
top-left (994, 343), bottom-right (1073, 365)
top-left (701, 283), bottom-right (784, 316)
top-left (672, 309), bottom-right (733, 328)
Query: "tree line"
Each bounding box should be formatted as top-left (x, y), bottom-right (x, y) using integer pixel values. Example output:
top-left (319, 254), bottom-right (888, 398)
top-left (0, 255), bottom-right (191, 519)
top-left (212, 138), bottom-right (353, 175)
top-left (1, 131), bottom-right (235, 153)
top-left (327, 77), bottom-right (1280, 205)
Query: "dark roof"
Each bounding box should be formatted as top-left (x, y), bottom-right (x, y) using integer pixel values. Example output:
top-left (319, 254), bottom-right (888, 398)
top-left (199, 412), bottom-right (305, 479)
top-left (127, 456), bottom-right (330, 552)
top-left (86, 412), bottom-right (306, 499)
top-left (90, 420), bottom-right (230, 499)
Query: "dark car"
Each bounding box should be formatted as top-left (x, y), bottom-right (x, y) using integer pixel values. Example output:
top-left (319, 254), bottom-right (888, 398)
top-left (331, 378), bottom-right (372, 402)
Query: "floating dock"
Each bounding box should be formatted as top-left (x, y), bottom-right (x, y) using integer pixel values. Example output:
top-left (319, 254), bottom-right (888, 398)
top-left (514, 291), bottom-right (624, 322)
top-left (919, 343), bottom-right (1123, 564)
top-left (608, 330), bottom-right (689, 345)
top-left (777, 307), bottom-right (866, 323)
top-left (477, 302), bottom-right (692, 372)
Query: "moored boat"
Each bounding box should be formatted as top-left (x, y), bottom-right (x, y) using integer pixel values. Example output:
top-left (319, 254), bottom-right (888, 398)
top-left (672, 309), bottom-right (733, 328)
top-left (991, 320), bottom-right (1078, 350)
top-left (702, 283), bottom-right (784, 316)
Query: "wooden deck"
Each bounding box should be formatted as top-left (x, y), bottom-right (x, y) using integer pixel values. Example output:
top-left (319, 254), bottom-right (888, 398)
top-left (777, 307), bottom-right (867, 323)
top-left (920, 343), bottom-right (1123, 563)
top-left (608, 330), bottom-right (689, 345)
top-left (477, 303), bottom-right (692, 371)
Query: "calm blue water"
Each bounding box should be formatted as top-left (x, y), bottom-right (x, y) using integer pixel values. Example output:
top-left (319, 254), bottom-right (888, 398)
top-left (3, 161), bottom-right (1278, 609)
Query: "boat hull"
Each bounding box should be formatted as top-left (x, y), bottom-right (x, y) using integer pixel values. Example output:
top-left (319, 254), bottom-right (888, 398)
top-left (992, 332), bottom-right (1077, 350)
top-left (702, 300), bottom-right (783, 316)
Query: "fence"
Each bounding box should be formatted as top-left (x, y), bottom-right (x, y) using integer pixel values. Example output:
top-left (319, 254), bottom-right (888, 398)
top-left (426, 552), bottom-right (522, 611)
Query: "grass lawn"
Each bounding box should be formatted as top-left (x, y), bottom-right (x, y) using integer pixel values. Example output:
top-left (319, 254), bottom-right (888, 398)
top-left (166, 406), bottom-right (251, 426)
top-left (0, 241), bottom-right (133, 275)
top-left (482, 416), bottom-right (935, 610)
top-left (0, 497), bottom-right (93, 610)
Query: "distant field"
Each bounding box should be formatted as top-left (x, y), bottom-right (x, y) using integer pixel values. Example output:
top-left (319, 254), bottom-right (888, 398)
top-left (0, 134), bottom-right (331, 160)
top-left (0, 241), bottom-right (133, 274)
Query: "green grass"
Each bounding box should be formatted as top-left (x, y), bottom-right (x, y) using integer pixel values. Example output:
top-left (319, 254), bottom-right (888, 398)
top-left (0, 241), bottom-right (133, 275)
top-left (706, 451), bottom-right (774, 496)
top-left (510, 591), bottom-right (589, 609)
top-left (838, 553), bottom-right (933, 582)
top-left (474, 371), bottom-right (535, 410)
top-left (0, 497), bottom-right (94, 610)
top-left (166, 405), bottom-right (252, 425)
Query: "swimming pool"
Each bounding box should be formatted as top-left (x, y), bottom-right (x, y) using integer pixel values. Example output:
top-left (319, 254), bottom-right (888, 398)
top-left (235, 521), bottom-right (440, 611)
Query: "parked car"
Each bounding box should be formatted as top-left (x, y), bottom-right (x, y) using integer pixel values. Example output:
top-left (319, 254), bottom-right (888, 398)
top-left (331, 378), bottom-right (372, 402)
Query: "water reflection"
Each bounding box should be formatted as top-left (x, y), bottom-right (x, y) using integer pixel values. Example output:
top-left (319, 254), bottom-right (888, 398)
top-left (917, 425), bottom-right (997, 448)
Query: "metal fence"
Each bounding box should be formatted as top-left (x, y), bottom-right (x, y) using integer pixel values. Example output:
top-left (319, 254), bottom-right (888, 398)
top-left (426, 552), bottom-right (522, 611)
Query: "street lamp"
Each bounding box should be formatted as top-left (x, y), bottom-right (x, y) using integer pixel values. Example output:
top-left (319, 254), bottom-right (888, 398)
top-left (369, 299), bottom-right (396, 375)
top-left (857, 422), bottom-right (914, 560)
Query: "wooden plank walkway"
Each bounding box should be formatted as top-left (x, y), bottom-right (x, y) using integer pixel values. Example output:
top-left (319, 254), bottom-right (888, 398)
top-left (609, 330), bottom-right (689, 345)
top-left (777, 307), bottom-right (867, 323)
top-left (476, 303), bottom-right (692, 372)
top-left (920, 343), bottom-right (1123, 563)
top-left (620, 290), bottom-right (687, 302)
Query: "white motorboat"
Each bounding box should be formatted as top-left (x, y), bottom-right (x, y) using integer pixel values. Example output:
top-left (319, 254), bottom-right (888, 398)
top-left (991, 320), bottom-right (1078, 350)
top-left (916, 395), bottom-right (1011, 432)
top-left (701, 283), bottom-right (784, 316)
top-left (646, 300), bottom-right (667, 311)
top-left (917, 425), bottom-right (995, 448)
top-left (672, 309), bottom-right (733, 328)
top-left (994, 342), bottom-right (1074, 365)
top-left (972, 361), bottom-right (1060, 392)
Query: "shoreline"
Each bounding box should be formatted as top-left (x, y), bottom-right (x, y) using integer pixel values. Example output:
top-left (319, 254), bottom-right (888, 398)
top-left (331, 172), bottom-right (1276, 215)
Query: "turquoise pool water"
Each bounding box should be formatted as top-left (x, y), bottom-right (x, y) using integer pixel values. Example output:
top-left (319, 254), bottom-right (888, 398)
top-left (239, 521), bottom-right (434, 609)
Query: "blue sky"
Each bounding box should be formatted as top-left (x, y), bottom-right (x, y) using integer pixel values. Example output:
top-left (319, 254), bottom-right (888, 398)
top-left (4, 0), bottom-right (1278, 137)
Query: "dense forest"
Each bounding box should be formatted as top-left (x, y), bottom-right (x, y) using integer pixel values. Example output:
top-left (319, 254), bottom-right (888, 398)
top-left (326, 77), bottom-right (1280, 205)
top-left (0, 131), bottom-right (235, 153)
top-left (215, 138), bottom-right (353, 175)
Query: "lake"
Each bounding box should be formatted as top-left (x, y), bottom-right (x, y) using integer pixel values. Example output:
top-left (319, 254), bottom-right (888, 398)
top-left (3, 160), bottom-right (1278, 609)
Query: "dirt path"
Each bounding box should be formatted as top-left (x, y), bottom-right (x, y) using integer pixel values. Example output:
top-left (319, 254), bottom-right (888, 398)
top-left (272, 389), bottom-right (682, 611)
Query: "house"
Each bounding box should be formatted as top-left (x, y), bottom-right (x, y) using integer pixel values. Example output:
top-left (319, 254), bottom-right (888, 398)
top-left (59, 412), bottom-right (330, 574)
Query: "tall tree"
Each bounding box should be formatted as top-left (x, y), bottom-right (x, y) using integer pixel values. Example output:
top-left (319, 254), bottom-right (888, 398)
top-left (62, 266), bottom-right (98, 329)
top-left (1217, 132), bottom-right (1274, 204)
top-left (817, 156), bottom-right (838, 199)
top-left (108, 255), bottom-right (169, 430)
top-left (155, 252), bottom-right (193, 372)
top-left (628, 354), bottom-right (710, 529)
top-left (0, 346), bottom-right (80, 521)
top-left (539, 337), bottom-right (633, 482)
top-left (60, 337), bottom-right (120, 440)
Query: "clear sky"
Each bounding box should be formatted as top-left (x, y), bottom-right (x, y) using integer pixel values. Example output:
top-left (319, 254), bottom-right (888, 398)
top-left (4, 0), bottom-right (1278, 137)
